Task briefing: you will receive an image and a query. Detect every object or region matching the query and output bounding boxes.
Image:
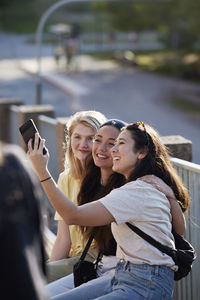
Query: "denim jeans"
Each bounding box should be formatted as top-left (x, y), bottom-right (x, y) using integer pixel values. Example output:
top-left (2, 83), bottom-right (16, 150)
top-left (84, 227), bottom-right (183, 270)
top-left (47, 248), bottom-right (98, 283)
top-left (52, 260), bottom-right (174, 300)
top-left (47, 256), bottom-right (118, 297)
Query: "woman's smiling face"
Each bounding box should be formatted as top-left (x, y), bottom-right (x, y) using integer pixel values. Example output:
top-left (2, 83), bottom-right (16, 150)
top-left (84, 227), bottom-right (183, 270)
top-left (71, 123), bottom-right (95, 162)
top-left (92, 125), bottom-right (120, 170)
top-left (111, 129), bottom-right (140, 179)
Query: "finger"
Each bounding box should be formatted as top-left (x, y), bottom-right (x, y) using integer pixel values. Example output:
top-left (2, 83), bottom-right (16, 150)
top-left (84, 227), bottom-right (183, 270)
top-left (27, 138), bottom-right (33, 151)
top-left (39, 138), bottom-right (45, 152)
top-left (140, 175), bottom-right (154, 181)
top-left (139, 177), bottom-right (148, 182)
top-left (139, 177), bottom-right (151, 183)
top-left (138, 175), bottom-right (150, 181)
top-left (156, 184), bottom-right (161, 190)
top-left (34, 133), bottom-right (40, 150)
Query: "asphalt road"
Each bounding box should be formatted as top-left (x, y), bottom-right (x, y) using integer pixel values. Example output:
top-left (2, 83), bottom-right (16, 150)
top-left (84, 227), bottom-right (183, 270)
top-left (0, 32), bottom-right (200, 163)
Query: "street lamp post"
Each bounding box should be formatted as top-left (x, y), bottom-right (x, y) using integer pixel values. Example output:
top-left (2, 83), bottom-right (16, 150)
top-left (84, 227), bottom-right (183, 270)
top-left (35, 0), bottom-right (120, 105)
top-left (35, 0), bottom-right (169, 104)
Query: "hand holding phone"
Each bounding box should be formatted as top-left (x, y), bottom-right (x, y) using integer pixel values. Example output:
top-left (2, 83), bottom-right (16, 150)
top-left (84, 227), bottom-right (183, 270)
top-left (19, 119), bottom-right (47, 155)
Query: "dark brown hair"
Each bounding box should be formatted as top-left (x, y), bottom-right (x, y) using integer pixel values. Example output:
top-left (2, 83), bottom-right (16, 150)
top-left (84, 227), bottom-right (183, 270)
top-left (125, 123), bottom-right (190, 212)
top-left (77, 119), bottom-right (126, 253)
top-left (77, 155), bottom-right (125, 254)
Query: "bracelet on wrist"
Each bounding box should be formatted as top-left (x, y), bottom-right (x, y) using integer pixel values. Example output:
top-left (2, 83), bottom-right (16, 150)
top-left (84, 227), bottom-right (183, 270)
top-left (40, 176), bottom-right (51, 183)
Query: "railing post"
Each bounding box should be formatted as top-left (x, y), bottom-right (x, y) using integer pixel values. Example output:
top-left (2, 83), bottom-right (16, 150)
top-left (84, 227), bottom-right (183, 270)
top-left (161, 135), bottom-right (192, 162)
top-left (0, 98), bottom-right (23, 143)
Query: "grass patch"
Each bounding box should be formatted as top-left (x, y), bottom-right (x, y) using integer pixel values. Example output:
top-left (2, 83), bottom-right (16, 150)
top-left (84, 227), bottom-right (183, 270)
top-left (89, 52), bottom-right (114, 60)
top-left (172, 98), bottom-right (200, 115)
top-left (135, 51), bottom-right (200, 83)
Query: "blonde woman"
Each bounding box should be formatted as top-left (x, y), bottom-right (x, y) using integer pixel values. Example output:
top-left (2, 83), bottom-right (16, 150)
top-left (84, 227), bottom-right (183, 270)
top-left (47, 111), bottom-right (106, 282)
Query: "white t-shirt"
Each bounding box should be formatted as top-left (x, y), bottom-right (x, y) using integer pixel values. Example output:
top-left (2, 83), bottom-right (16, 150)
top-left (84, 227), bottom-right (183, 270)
top-left (99, 180), bottom-right (176, 269)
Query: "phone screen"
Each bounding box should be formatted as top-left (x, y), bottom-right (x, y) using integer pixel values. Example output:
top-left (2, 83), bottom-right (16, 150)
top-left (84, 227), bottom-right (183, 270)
top-left (19, 119), bottom-right (47, 154)
top-left (19, 119), bottom-right (37, 145)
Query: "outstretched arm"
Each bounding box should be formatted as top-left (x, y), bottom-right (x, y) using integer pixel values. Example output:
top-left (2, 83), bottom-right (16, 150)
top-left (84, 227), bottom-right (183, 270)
top-left (27, 134), bottom-right (114, 227)
top-left (139, 175), bottom-right (186, 235)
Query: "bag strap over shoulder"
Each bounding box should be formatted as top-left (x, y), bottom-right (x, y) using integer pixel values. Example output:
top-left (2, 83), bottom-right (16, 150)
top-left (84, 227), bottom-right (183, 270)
top-left (79, 234), bottom-right (94, 261)
top-left (126, 222), bottom-right (177, 261)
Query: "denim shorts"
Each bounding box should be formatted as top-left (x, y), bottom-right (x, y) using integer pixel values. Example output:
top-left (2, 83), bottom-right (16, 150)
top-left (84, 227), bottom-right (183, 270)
top-left (52, 260), bottom-right (174, 300)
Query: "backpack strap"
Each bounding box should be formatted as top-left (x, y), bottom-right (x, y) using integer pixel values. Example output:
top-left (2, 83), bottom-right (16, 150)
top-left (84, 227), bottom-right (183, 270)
top-left (126, 222), bottom-right (176, 261)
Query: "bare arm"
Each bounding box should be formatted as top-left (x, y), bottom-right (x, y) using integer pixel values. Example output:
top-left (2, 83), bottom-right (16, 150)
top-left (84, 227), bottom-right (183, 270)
top-left (41, 176), bottom-right (113, 226)
top-left (139, 175), bottom-right (186, 235)
top-left (27, 134), bottom-right (114, 227)
top-left (49, 220), bottom-right (71, 262)
top-left (167, 197), bottom-right (186, 236)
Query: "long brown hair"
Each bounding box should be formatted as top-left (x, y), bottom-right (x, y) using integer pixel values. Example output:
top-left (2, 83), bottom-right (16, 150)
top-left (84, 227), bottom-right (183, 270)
top-left (77, 119), bottom-right (126, 253)
top-left (125, 122), bottom-right (190, 212)
top-left (78, 156), bottom-right (125, 253)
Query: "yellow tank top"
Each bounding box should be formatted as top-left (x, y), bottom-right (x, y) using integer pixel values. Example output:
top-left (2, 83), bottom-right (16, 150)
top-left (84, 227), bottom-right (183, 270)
top-left (54, 169), bottom-right (96, 256)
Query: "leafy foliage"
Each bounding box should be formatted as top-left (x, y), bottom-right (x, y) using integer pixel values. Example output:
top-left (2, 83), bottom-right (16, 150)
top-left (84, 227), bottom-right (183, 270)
top-left (93, 0), bottom-right (200, 51)
top-left (0, 0), bottom-right (55, 32)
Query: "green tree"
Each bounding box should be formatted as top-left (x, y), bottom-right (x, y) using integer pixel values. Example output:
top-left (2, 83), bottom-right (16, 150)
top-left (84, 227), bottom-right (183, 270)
top-left (0, 0), bottom-right (55, 32)
top-left (93, 0), bottom-right (200, 51)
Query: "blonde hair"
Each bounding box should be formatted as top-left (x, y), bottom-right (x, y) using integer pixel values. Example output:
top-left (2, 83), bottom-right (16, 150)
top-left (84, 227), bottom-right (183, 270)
top-left (64, 111), bottom-right (107, 180)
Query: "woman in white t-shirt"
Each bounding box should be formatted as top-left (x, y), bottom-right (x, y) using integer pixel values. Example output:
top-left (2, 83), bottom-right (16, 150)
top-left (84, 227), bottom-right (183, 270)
top-left (28, 121), bottom-right (190, 300)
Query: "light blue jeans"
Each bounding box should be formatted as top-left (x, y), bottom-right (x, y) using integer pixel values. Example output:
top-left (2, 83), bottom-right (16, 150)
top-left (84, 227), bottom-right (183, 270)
top-left (51, 260), bottom-right (174, 300)
top-left (47, 256), bottom-right (118, 297)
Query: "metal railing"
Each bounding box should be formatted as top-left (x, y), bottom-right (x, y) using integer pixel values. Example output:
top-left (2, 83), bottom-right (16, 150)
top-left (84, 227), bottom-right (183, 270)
top-left (171, 157), bottom-right (200, 300)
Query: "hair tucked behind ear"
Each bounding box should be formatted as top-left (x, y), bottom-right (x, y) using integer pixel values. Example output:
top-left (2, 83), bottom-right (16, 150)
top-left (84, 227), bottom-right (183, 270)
top-left (126, 123), bottom-right (190, 213)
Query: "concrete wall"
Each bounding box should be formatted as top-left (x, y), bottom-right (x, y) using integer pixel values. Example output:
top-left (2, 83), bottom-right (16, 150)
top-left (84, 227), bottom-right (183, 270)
top-left (161, 135), bottom-right (192, 162)
top-left (0, 98), bottom-right (23, 143)
top-left (0, 98), bottom-right (193, 176)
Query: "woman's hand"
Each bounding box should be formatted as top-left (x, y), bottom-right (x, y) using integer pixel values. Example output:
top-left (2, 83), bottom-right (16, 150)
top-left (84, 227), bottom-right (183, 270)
top-left (139, 175), bottom-right (186, 235)
top-left (27, 133), bottom-right (50, 180)
top-left (139, 175), bottom-right (176, 199)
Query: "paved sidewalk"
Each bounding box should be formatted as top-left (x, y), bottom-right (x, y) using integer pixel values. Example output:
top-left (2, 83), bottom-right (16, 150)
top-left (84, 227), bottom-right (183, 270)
top-left (19, 55), bottom-right (118, 98)
top-left (1, 31), bottom-right (200, 163)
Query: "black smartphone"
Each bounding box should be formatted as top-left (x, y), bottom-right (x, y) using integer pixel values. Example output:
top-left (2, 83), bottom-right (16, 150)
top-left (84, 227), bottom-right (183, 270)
top-left (19, 119), bottom-right (47, 155)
